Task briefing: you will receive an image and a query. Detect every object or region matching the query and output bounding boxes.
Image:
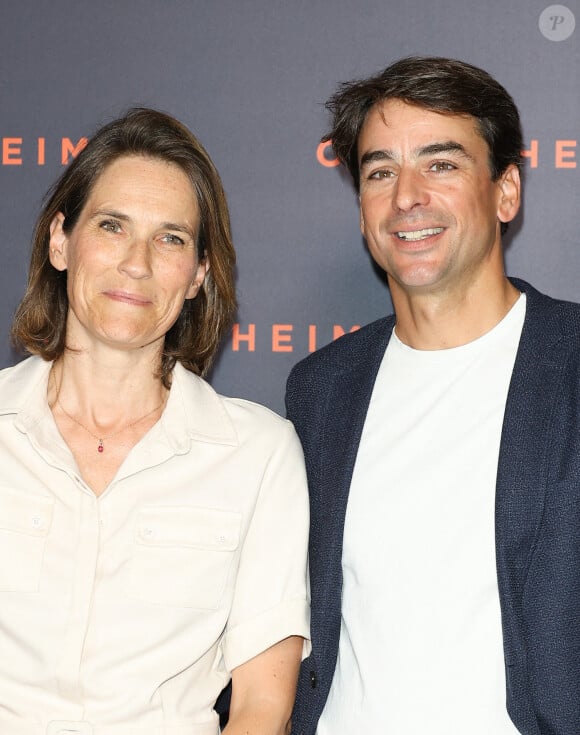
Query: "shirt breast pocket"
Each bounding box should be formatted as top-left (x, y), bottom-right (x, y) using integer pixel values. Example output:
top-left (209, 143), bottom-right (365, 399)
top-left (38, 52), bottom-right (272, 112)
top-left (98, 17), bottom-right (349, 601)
top-left (0, 486), bottom-right (54, 592)
top-left (128, 506), bottom-right (241, 609)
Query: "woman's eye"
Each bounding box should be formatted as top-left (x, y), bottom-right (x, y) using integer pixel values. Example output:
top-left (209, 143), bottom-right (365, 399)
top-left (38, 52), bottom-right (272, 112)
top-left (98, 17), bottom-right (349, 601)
top-left (160, 233), bottom-right (185, 246)
top-left (100, 220), bottom-right (122, 233)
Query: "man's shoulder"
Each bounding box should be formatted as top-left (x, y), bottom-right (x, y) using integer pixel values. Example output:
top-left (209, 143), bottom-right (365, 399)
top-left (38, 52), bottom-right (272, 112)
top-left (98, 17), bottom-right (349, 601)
top-left (288, 314), bottom-right (395, 385)
top-left (514, 278), bottom-right (580, 336)
top-left (285, 315), bottom-right (394, 425)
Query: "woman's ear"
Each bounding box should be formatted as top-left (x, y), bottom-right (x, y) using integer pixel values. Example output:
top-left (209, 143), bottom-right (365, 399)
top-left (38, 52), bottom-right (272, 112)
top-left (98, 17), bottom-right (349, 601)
top-left (185, 255), bottom-right (210, 299)
top-left (48, 212), bottom-right (69, 271)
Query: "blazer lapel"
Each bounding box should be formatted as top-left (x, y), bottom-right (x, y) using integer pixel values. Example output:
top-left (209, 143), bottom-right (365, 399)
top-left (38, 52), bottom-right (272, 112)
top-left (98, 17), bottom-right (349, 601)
top-left (312, 318), bottom-right (394, 653)
top-left (495, 281), bottom-right (569, 663)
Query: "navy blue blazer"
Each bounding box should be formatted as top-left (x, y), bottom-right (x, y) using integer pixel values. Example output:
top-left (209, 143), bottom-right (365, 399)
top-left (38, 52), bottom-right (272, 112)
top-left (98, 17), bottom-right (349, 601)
top-left (286, 279), bottom-right (580, 735)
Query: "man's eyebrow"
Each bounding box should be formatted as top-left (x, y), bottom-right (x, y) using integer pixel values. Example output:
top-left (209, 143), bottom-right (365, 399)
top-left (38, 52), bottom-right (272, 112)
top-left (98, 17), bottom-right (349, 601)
top-left (359, 149), bottom-right (396, 169)
top-left (417, 141), bottom-right (473, 160)
top-left (359, 141), bottom-right (473, 170)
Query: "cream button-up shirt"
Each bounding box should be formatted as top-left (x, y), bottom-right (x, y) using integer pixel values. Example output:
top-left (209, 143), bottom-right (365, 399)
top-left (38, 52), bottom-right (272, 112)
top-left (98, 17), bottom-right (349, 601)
top-left (0, 358), bottom-right (310, 735)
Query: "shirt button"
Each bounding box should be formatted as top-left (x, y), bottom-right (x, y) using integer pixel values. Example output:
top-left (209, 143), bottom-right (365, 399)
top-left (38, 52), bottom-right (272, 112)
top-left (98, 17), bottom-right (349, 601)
top-left (31, 515), bottom-right (43, 529)
top-left (310, 670), bottom-right (317, 688)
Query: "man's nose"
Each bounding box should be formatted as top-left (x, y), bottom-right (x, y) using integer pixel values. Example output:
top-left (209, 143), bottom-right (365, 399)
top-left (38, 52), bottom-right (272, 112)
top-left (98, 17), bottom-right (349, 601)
top-left (392, 167), bottom-right (429, 212)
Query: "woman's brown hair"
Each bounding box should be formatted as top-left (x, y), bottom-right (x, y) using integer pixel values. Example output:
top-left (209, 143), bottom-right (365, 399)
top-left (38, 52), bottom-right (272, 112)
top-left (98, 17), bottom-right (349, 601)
top-left (11, 108), bottom-right (237, 385)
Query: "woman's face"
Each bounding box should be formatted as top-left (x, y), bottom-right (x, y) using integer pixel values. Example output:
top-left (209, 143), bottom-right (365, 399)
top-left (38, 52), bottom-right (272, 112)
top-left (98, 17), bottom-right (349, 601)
top-left (49, 155), bottom-right (208, 356)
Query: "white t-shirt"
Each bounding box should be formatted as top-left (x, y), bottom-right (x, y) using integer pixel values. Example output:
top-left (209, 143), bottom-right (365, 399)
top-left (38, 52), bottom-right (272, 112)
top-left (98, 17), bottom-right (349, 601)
top-left (0, 357), bottom-right (310, 735)
top-left (318, 295), bottom-right (525, 734)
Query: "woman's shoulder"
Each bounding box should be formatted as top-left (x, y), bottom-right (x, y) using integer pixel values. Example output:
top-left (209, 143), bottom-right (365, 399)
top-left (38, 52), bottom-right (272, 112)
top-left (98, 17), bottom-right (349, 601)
top-left (0, 356), bottom-right (48, 407)
top-left (174, 365), bottom-right (295, 445)
top-left (221, 393), bottom-right (289, 429)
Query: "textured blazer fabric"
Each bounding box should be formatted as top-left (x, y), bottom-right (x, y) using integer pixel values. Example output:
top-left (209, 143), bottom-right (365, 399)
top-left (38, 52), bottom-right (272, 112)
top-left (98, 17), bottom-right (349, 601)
top-left (286, 279), bottom-right (580, 735)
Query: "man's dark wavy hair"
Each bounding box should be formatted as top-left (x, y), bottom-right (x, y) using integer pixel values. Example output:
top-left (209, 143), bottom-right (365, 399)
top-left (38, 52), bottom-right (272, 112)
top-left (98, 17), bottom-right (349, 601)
top-left (324, 56), bottom-right (523, 191)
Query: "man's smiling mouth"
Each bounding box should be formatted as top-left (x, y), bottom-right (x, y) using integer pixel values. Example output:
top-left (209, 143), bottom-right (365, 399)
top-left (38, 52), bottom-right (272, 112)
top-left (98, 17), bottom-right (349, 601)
top-left (396, 227), bottom-right (444, 241)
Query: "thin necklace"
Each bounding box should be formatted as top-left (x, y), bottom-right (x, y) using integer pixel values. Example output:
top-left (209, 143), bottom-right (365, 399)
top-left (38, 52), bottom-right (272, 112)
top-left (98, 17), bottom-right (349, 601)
top-left (53, 371), bottom-right (166, 454)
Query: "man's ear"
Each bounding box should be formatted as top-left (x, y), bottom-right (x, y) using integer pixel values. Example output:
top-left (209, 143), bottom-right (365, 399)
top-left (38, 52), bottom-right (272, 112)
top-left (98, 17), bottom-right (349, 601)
top-left (48, 213), bottom-right (69, 271)
top-left (497, 164), bottom-right (521, 226)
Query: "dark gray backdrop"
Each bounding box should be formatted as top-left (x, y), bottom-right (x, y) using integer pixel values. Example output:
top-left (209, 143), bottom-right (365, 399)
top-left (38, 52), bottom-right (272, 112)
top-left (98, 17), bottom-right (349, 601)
top-left (0, 0), bottom-right (577, 413)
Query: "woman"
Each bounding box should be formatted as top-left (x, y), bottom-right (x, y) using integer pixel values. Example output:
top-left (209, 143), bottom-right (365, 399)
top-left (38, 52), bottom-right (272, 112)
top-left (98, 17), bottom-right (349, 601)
top-left (1, 109), bottom-right (309, 734)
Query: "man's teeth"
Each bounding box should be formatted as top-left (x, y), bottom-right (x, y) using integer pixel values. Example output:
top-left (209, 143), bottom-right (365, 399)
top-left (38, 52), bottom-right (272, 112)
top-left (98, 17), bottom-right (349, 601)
top-left (396, 227), bottom-right (444, 241)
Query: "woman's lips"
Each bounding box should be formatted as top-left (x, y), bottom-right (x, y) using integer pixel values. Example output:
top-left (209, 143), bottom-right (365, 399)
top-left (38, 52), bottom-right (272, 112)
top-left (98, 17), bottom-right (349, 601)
top-left (103, 290), bottom-right (151, 305)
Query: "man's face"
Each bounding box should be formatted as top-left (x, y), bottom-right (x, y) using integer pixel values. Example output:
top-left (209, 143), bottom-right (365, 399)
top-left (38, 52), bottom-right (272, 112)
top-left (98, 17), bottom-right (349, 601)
top-left (357, 99), bottom-right (520, 298)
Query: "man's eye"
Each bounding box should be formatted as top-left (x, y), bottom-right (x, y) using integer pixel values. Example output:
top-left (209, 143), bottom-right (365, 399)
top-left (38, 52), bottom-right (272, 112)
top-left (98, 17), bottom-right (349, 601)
top-left (369, 169), bottom-right (395, 179)
top-left (100, 220), bottom-right (122, 233)
top-left (430, 161), bottom-right (455, 172)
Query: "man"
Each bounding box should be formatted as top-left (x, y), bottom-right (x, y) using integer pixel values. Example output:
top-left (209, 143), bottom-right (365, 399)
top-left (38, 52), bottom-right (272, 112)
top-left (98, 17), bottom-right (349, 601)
top-left (286, 57), bottom-right (579, 735)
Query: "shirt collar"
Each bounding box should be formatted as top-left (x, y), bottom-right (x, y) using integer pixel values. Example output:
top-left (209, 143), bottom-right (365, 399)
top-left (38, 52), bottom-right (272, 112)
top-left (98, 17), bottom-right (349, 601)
top-left (0, 357), bottom-right (239, 453)
top-left (160, 362), bottom-right (238, 451)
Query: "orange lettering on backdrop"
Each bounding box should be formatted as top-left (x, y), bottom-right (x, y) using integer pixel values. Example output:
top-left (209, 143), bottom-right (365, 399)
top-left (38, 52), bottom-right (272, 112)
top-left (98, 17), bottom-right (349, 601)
top-left (333, 324), bottom-right (360, 340)
top-left (272, 324), bottom-right (293, 352)
top-left (316, 141), bottom-right (340, 168)
top-left (3, 138), bottom-right (22, 165)
top-left (308, 325), bottom-right (317, 353)
top-left (521, 140), bottom-right (538, 169)
top-left (555, 140), bottom-right (577, 169)
top-left (231, 324), bottom-right (256, 352)
top-left (61, 137), bottom-right (88, 164)
top-left (37, 137), bottom-right (45, 165)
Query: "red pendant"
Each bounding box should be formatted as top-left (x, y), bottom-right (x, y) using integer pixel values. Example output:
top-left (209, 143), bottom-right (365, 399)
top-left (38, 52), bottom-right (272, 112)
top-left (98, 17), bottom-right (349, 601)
top-left (98, 440), bottom-right (104, 453)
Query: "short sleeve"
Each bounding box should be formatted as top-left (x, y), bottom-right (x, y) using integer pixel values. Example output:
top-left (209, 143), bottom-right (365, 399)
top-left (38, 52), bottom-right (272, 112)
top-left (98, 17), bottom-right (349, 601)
top-left (222, 419), bottom-right (311, 671)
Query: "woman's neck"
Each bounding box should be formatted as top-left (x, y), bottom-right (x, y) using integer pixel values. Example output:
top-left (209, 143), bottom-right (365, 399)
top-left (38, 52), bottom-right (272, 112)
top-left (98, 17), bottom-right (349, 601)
top-left (47, 351), bottom-right (170, 496)
top-left (48, 347), bottom-right (167, 423)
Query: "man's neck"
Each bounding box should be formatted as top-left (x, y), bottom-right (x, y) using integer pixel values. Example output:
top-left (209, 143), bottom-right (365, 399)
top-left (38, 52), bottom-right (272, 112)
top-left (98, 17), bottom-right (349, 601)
top-left (390, 274), bottom-right (520, 350)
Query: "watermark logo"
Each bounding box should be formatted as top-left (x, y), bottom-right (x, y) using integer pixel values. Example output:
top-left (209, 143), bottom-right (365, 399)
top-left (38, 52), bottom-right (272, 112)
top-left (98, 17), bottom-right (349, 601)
top-left (539, 4), bottom-right (575, 41)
